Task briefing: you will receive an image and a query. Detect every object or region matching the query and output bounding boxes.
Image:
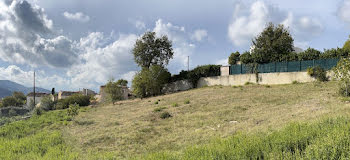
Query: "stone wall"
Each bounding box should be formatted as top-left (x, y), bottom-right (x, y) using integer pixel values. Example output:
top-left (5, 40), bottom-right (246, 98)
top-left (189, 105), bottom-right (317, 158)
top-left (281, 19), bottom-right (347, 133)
top-left (163, 80), bottom-right (193, 93)
top-left (198, 71), bottom-right (318, 87)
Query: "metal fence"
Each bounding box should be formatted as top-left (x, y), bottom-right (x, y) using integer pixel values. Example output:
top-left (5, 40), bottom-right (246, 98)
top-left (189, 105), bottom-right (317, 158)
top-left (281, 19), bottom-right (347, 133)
top-left (229, 58), bottom-right (339, 75)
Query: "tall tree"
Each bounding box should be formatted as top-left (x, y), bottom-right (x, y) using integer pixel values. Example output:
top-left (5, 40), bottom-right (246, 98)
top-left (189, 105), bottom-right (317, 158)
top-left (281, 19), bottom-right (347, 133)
top-left (133, 32), bottom-right (174, 68)
top-left (116, 79), bottom-right (128, 86)
top-left (251, 23), bottom-right (294, 64)
top-left (228, 51), bottom-right (240, 65)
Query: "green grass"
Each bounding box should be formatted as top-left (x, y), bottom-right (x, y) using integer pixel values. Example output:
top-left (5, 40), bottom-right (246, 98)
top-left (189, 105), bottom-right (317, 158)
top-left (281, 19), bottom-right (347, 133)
top-left (3, 81), bottom-right (350, 159)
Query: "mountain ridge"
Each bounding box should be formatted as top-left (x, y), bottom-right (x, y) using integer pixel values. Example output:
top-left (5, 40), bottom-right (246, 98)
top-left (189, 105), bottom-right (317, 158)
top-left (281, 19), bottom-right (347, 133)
top-left (0, 80), bottom-right (50, 98)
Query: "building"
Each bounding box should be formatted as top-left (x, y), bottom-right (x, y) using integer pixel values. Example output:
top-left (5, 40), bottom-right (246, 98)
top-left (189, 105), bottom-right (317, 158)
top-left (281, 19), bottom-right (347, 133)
top-left (99, 85), bottom-right (130, 102)
top-left (26, 92), bottom-right (50, 107)
top-left (58, 91), bottom-right (80, 100)
top-left (80, 88), bottom-right (96, 96)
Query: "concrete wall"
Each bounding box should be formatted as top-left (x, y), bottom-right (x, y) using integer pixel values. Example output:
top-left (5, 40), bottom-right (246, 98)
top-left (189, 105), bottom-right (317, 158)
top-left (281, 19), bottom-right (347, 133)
top-left (220, 66), bottom-right (230, 76)
top-left (163, 80), bottom-right (193, 93)
top-left (198, 71), bottom-right (316, 87)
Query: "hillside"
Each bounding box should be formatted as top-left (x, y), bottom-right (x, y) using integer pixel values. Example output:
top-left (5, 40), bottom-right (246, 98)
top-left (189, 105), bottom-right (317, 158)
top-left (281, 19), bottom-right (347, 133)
top-left (0, 80), bottom-right (50, 98)
top-left (2, 81), bottom-right (350, 159)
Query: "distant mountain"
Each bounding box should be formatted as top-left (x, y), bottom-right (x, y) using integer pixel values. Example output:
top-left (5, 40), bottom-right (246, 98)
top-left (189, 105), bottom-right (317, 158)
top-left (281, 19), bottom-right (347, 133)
top-left (0, 80), bottom-right (50, 98)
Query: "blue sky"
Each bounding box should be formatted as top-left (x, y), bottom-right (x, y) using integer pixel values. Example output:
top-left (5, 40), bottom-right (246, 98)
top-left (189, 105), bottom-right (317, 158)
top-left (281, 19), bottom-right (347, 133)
top-left (0, 0), bottom-right (349, 92)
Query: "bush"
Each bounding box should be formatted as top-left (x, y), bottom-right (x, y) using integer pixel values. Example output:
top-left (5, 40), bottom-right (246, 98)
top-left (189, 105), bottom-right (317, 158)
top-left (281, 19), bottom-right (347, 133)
top-left (33, 108), bottom-right (43, 116)
top-left (153, 107), bottom-right (166, 113)
top-left (55, 94), bottom-right (90, 110)
top-left (105, 80), bottom-right (124, 104)
top-left (8, 109), bottom-right (17, 117)
top-left (170, 65), bottom-right (221, 87)
top-left (339, 83), bottom-right (350, 97)
top-left (67, 103), bottom-right (79, 117)
top-left (40, 96), bottom-right (56, 111)
top-left (132, 65), bottom-right (171, 98)
top-left (172, 103), bottom-right (179, 107)
top-left (2, 96), bottom-right (18, 107)
top-left (184, 100), bottom-right (190, 104)
top-left (307, 66), bottom-right (328, 82)
top-left (160, 111), bottom-right (172, 119)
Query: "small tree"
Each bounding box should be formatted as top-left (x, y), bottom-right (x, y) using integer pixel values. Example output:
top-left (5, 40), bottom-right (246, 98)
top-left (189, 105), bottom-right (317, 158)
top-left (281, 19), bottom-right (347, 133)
top-left (116, 79), bottom-right (128, 86)
top-left (240, 51), bottom-right (253, 64)
top-left (133, 32), bottom-right (174, 68)
top-left (298, 48), bottom-right (321, 61)
top-left (105, 80), bottom-right (124, 104)
top-left (2, 96), bottom-right (18, 107)
top-left (228, 52), bottom-right (240, 65)
top-left (132, 65), bottom-right (171, 98)
top-left (343, 36), bottom-right (350, 53)
top-left (251, 23), bottom-right (294, 64)
top-left (333, 58), bottom-right (350, 96)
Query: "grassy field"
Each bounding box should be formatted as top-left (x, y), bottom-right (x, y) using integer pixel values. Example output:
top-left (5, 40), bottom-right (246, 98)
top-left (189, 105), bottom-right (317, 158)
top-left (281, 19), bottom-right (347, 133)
top-left (2, 81), bottom-right (350, 159)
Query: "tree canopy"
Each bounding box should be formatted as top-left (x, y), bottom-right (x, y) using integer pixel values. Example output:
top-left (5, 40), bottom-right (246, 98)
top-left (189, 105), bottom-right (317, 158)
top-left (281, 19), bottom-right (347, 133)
top-left (105, 80), bottom-right (124, 104)
top-left (343, 37), bottom-right (350, 52)
top-left (116, 79), bottom-right (128, 86)
top-left (251, 23), bottom-right (294, 64)
top-left (133, 32), bottom-right (174, 68)
top-left (228, 52), bottom-right (240, 65)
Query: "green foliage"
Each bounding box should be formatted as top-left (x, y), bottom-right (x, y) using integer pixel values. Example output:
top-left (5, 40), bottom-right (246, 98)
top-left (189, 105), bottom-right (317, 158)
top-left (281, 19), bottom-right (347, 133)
top-left (307, 66), bottom-right (328, 82)
top-left (160, 111), bottom-right (172, 119)
top-left (12, 91), bottom-right (26, 102)
top-left (132, 65), bottom-right (171, 98)
top-left (2, 96), bottom-right (18, 107)
top-left (0, 110), bottom-right (79, 159)
top-left (105, 80), bottom-right (124, 104)
top-left (334, 58), bottom-right (350, 97)
top-left (170, 65), bottom-right (221, 87)
top-left (67, 103), bottom-right (79, 117)
top-left (1, 91), bottom-right (26, 107)
top-left (321, 48), bottom-right (348, 59)
top-left (184, 99), bottom-right (190, 104)
top-left (240, 51), bottom-right (253, 64)
top-left (343, 37), bottom-right (350, 52)
top-left (40, 96), bottom-right (56, 111)
top-left (228, 51), bottom-right (240, 65)
top-left (55, 94), bottom-right (90, 109)
top-left (172, 103), bottom-right (179, 107)
top-left (251, 23), bottom-right (294, 64)
top-left (298, 48), bottom-right (321, 61)
top-left (34, 108), bottom-right (43, 116)
top-left (153, 107), bottom-right (166, 113)
top-left (144, 117), bottom-right (350, 159)
top-left (8, 109), bottom-right (17, 117)
top-left (0, 101), bottom-right (2, 108)
top-left (154, 101), bottom-right (158, 104)
top-left (116, 79), bottom-right (128, 86)
top-left (133, 31), bottom-right (174, 68)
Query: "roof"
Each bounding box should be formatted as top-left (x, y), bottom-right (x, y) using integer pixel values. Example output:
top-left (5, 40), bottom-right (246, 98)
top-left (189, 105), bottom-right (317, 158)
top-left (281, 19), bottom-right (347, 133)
top-left (60, 91), bottom-right (80, 96)
top-left (27, 92), bottom-right (49, 97)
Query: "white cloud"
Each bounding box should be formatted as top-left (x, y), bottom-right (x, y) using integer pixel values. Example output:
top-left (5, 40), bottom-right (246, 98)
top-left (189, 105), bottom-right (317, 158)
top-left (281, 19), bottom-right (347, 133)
top-left (191, 29), bottom-right (208, 42)
top-left (228, 1), bottom-right (323, 47)
top-left (337, 0), bottom-right (350, 25)
top-left (216, 58), bottom-right (228, 66)
top-left (63, 11), bottom-right (90, 23)
top-left (135, 20), bottom-right (146, 30)
top-left (0, 0), bottom-right (78, 68)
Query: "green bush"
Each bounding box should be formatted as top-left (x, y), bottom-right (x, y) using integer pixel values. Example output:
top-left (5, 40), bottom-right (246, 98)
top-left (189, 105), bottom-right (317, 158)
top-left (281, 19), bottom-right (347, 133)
top-left (40, 96), bottom-right (56, 111)
top-left (55, 94), bottom-right (90, 110)
top-left (153, 107), bottom-right (166, 113)
top-left (298, 48), bottom-right (321, 61)
top-left (170, 65), bottom-right (221, 87)
top-left (160, 111), bottom-right (172, 119)
top-left (307, 66), bottom-right (328, 82)
top-left (172, 103), bottom-right (179, 107)
top-left (67, 103), bottom-right (80, 117)
top-left (184, 100), bottom-right (190, 104)
top-left (240, 51), bottom-right (254, 64)
top-left (8, 109), bottom-right (17, 117)
top-left (2, 96), bottom-right (19, 107)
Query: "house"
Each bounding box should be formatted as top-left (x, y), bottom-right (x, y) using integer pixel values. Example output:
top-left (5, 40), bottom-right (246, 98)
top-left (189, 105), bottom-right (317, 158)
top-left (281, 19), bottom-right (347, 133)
top-left (99, 85), bottom-right (130, 102)
top-left (80, 88), bottom-right (96, 96)
top-left (26, 92), bottom-right (50, 107)
top-left (58, 91), bottom-right (80, 100)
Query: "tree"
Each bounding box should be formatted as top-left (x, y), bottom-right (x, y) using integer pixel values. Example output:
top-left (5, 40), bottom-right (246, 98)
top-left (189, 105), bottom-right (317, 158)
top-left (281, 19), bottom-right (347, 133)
top-left (343, 36), bottom-right (350, 53)
top-left (240, 51), bottom-right (253, 64)
top-left (132, 65), bottom-right (171, 98)
top-left (104, 80), bottom-right (124, 104)
top-left (133, 32), bottom-right (174, 68)
top-left (333, 58), bottom-right (350, 96)
top-left (251, 23), bottom-right (294, 64)
top-left (116, 79), bottom-right (128, 86)
top-left (298, 48), bottom-right (321, 61)
top-left (2, 96), bottom-right (18, 107)
top-left (228, 52), bottom-right (240, 65)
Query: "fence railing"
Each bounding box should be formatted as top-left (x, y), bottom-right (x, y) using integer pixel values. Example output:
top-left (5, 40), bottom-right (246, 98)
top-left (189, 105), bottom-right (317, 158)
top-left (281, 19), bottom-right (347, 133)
top-left (229, 58), bottom-right (339, 75)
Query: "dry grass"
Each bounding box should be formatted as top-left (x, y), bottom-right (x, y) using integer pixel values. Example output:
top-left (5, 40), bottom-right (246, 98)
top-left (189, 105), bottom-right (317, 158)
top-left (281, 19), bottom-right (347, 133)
top-left (63, 81), bottom-right (350, 159)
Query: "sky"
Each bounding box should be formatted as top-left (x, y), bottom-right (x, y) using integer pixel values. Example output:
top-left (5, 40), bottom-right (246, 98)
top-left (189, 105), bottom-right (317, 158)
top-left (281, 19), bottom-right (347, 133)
top-left (0, 0), bottom-right (349, 92)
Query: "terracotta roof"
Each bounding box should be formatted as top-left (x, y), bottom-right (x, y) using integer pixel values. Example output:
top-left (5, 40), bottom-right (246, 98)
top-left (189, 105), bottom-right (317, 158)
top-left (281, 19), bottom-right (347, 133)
top-left (27, 92), bottom-right (49, 97)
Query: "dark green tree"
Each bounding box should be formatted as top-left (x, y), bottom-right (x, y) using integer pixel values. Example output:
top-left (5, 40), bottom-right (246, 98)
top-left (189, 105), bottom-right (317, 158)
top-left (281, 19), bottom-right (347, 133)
top-left (132, 65), bottom-right (171, 98)
top-left (2, 96), bottom-right (18, 107)
top-left (105, 80), bottom-right (124, 104)
top-left (251, 23), bottom-right (294, 63)
top-left (343, 36), bottom-right (350, 53)
top-left (228, 52), bottom-right (240, 65)
top-left (240, 51), bottom-right (253, 64)
top-left (116, 79), bottom-right (128, 86)
top-left (298, 48), bottom-right (321, 61)
top-left (133, 32), bottom-right (174, 68)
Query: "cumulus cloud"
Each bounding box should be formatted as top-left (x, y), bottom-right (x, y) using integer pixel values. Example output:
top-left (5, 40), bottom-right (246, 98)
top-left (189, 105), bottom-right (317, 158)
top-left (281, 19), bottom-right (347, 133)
top-left (153, 19), bottom-right (195, 72)
top-left (135, 20), bottom-right (146, 30)
top-left (228, 1), bottom-right (323, 47)
top-left (63, 11), bottom-right (90, 23)
top-left (191, 29), bottom-right (208, 42)
top-left (0, 0), bottom-right (78, 68)
top-left (337, 0), bottom-right (350, 25)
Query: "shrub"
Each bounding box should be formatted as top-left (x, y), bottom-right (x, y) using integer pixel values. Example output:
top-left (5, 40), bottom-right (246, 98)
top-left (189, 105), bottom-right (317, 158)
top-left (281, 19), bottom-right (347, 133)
top-left (67, 103), bottom-right (80, 117)
top-left (244, 82), bottom-right (254, 85)
top-left (160, 111), bottom-right (172, 119)
top-left (2, 96), bottom-right (18, 107)
top-left (172, 103), bottom-right (179, 107)
top-left (154, 101), bottom-right (158, 105)
top-left (184, 99), bottom-right (190, 104)
top-left (105, 79), bottom-right (124, 104)
top-left (170, 65), bottom-right (221, 87)
top-left (153, 107), bottom-right (166, 113)
top-left (292, 80), bottom-right (300, 84)
top-left (339, 83), bottom-right (350, 97)
top-left (34, 108), bottom-right (43, 116)
top-left (40, 96), bottom-right (56, 111)
top-left (8, 109), bottom-right (17, 117)
top-left (333, 58), bottom-right (350, 97)
top-left (55, 94), bottom-right (90, 110)
top-left (307, 66), bottom-right (328, 82)
top-left (132, 65), bottom-right (171, 98)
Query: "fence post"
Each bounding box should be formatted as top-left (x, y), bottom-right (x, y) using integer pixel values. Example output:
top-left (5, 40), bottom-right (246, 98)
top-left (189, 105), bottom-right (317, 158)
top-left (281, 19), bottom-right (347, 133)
top-left (240, 64), bottom-right (242, 74)
top-left (287, 61), bottom-right (288, 72)
top-left (313, 59), bottom-right (315, 67)
top-left (274, 62), bottom-right (276, 72)
top-left (299, 61), bottom-right (301, 71)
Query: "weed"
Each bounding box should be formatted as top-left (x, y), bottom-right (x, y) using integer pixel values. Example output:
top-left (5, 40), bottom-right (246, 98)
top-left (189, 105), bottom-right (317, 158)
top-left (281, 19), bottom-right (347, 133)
top-left (160, 111), bottom-right (172, 119)
top-left (154, 101), bottom-right (159, 105)
top-left (292, 80), bottom-right (300, 84)
top-left (153, 107), bottom-right (167, 112)
top-left (184, 100), bottom-right (190, 104)
top-left (172, 103), bottom-right (179, 107)
top-left (245, 82), bottom-right (254, 85)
